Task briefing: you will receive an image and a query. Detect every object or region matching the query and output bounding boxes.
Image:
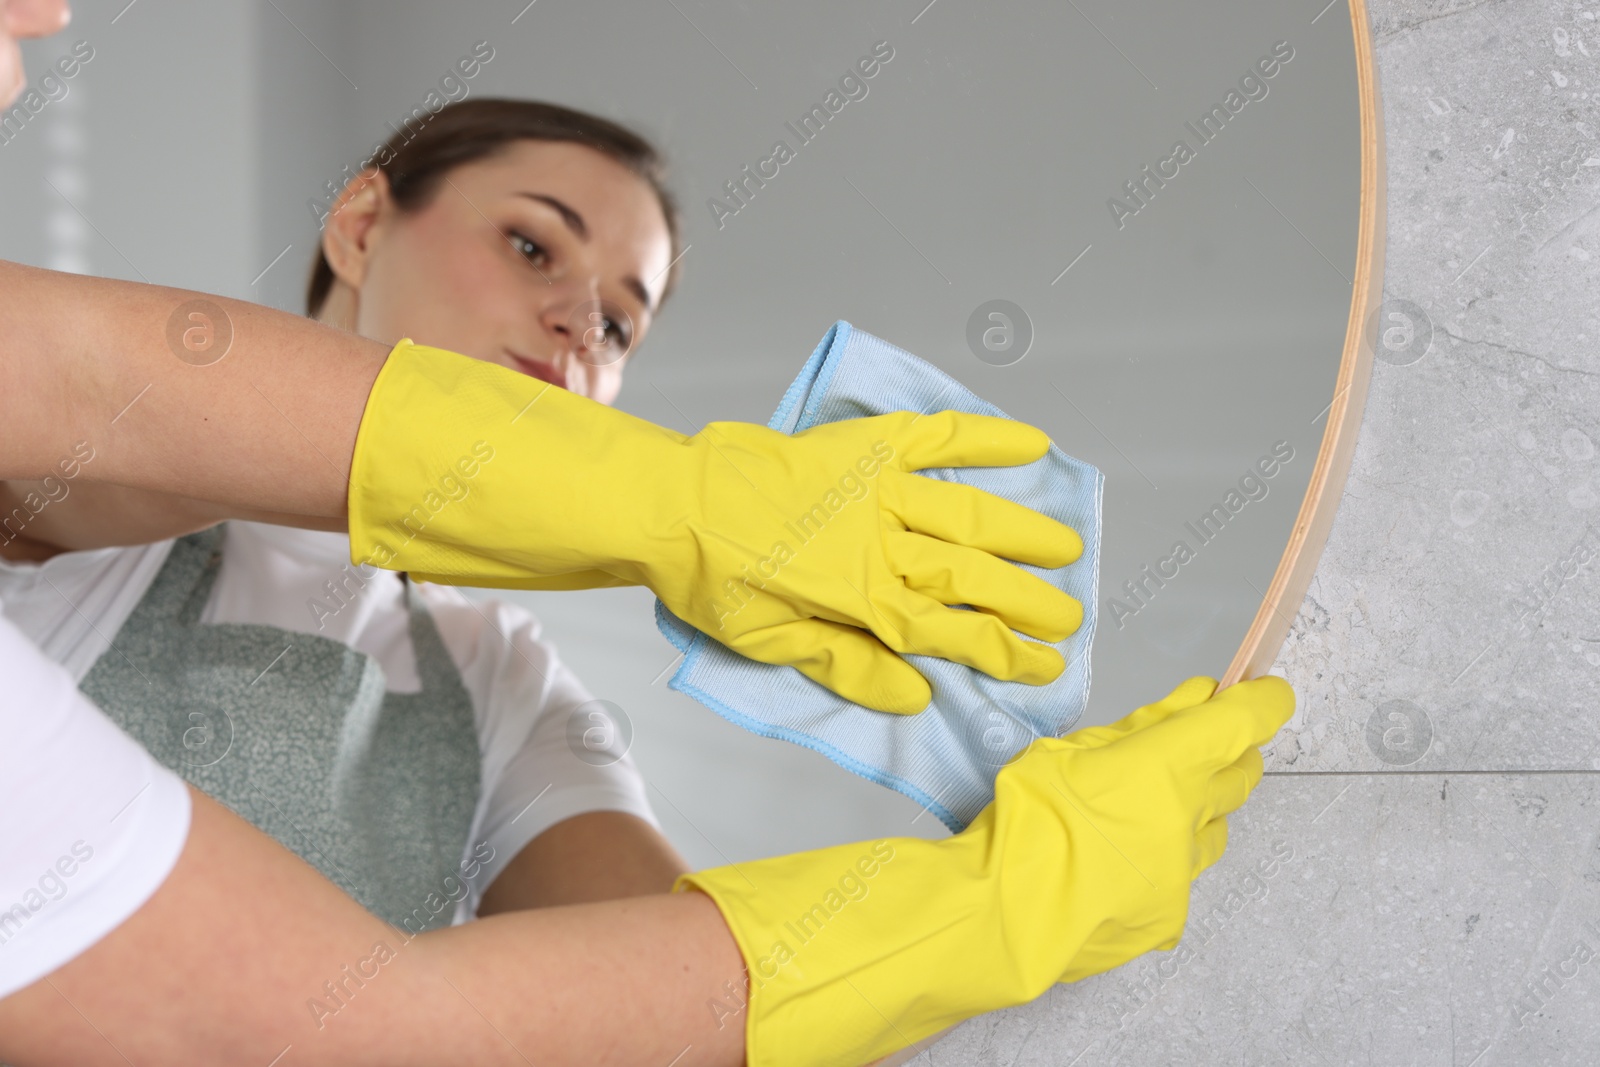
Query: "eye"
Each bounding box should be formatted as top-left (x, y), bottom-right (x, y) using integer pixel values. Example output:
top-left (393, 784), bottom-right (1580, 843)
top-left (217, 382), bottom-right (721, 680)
top-left (506, 230), bottom-right (550, 271)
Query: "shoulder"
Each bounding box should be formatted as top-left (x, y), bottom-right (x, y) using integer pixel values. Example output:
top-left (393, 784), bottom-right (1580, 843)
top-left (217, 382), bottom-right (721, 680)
top-left (412, 582), bottom-right (578, 709)
top-left (414, 583), bottom-right (550, 663)
top-left (413, 583), bottom-right (598, 777)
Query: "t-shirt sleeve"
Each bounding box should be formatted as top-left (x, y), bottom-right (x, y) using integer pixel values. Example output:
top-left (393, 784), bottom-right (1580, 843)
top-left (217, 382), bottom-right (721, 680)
top-left (0, 610), bottom-right (192, 1000)
top-left (416, 585), bottom-right (660, 920)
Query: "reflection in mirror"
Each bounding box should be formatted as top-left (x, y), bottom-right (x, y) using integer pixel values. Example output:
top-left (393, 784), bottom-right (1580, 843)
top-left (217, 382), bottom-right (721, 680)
top-left (0, 0), bottom-right (1367, 876)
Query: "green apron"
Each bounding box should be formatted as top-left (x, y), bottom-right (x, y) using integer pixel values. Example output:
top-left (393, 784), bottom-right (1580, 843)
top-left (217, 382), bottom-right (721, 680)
top-left (77, 525), bottom-right (481, 934)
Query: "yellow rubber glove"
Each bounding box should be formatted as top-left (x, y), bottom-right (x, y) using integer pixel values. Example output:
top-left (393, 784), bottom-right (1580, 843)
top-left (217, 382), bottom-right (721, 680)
top-left (675, 675), bottom-right (1295, 1067)
top-left (346, 340), bottom-right (1084, 714)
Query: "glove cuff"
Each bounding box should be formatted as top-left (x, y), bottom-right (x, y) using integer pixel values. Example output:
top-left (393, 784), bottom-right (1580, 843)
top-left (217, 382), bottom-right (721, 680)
top-left (346, 340), bottom-right (681, 586)
top-left (674, 829), bottom-right (1030, 1067)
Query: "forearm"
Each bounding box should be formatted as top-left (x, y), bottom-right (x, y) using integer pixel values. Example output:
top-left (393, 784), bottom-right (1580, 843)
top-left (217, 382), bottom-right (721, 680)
top-left (426, 890), bottom-right (747, 1065)
top-left (0, 259), bottom-right (386, 521)
top-left (478, 811), bottom-right (692, 914)
top-left (0, 479), bottom-right (342, 561)
top-left (0, 788), bottom-right (748, 1066)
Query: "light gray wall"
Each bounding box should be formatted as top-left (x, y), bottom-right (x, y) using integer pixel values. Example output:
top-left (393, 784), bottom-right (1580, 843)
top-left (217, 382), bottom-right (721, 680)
top-left (250, 0), bottom-right (358, 313)
top-left (2, 0), bottom-right (258, 294)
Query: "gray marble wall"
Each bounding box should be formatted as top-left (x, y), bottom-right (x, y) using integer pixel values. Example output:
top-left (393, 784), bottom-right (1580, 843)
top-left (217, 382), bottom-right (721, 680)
top-left (914, 1), bottom-right (1600, 1062)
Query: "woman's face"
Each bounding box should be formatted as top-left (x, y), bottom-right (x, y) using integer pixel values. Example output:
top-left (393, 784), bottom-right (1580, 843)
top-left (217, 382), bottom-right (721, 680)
top-left (329, 139), bottom-right (673, 406)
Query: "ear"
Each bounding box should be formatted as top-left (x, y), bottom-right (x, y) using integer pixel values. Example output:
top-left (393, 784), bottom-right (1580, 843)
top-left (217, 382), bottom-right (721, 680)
top-left (321, 167), bottom-right (394, 291)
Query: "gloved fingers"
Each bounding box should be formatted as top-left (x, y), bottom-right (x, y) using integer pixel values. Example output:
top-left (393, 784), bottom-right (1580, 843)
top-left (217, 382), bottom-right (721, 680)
top-left (872, 589), bottom-right (1068, 686)
top-left (874, 409), bottom-right (1052, 473)
top-left (1059, 676), bottom-right (1219, 749)
top-left (726, 617), bottom-right (934, 715)
top-left (1143, 676), bottom-right (1295, 775)
top-left (1195, 815), bottom-right (1230, 877)
top-left (880, 468), bottom-right (1083, 569)
top-left (1152, 675), bottom-right (1223, 713)
top-left (1202, 746), bottom-right (1264, 824)
top-left (883, 529), bottom-right (1083, 642)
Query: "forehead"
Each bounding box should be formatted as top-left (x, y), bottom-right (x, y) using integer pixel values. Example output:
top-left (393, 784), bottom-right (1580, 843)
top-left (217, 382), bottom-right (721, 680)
top-left (462, 140), bottom-right (665, 234)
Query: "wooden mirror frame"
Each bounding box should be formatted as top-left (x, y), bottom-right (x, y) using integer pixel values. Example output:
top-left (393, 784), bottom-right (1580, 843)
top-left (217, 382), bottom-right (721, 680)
top-left (1217, 0), bottom-right (1386, 691)
top-left (869, 0), bottom-right (1385, 1061)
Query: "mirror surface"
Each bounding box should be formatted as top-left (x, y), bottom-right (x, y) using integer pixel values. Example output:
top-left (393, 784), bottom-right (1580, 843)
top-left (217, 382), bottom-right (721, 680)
top-left (1, 0), bottom-right (1361, 865)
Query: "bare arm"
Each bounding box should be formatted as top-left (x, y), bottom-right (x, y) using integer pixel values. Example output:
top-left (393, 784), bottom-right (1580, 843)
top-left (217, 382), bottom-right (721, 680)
top-left (0, 789), bottom-right (748, 1067)
top-left (477, 810), bottom-right (692, 914)
top-left (0, 259), bottom-right (383, 524)
top-left (0, 480), bottom-right (343, 562)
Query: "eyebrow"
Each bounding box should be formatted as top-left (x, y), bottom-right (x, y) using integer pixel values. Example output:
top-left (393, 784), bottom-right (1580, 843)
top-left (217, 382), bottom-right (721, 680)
top-left (514, 191), bottom-right (654, 311)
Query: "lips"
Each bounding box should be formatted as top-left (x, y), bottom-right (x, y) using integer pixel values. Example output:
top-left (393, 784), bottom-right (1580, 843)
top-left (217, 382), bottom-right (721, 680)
top-left (506, 350), bottom-right (568, 390)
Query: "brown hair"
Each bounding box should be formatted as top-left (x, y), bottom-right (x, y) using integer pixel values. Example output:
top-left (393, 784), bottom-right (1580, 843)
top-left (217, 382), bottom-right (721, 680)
top-left (306, 98), bottom-right (682, 317)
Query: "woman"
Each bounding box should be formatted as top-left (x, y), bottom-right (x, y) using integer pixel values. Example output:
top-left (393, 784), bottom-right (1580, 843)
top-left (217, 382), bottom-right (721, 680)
top-left (0, 98), bottom-right (695, 926)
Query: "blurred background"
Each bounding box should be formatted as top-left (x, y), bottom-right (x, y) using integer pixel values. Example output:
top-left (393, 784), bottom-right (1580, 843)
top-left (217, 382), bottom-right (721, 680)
top-left (0, 0), bottom-right (1359, 867)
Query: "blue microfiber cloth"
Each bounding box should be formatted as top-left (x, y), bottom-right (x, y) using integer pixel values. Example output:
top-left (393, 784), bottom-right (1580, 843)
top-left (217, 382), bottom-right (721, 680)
top-left (655, 322), bottom-right (1103, 832)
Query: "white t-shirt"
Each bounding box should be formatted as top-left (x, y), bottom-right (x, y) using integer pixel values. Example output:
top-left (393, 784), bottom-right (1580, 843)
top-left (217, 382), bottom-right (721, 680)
top-left (0, 522), bottom-right (659, 928)
top-left (0, 611), bottom-right (192, 1000)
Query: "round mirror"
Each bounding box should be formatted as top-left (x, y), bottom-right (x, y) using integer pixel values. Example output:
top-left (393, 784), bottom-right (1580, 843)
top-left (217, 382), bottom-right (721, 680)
top-left (0, 0), bottom-right (1381, 954)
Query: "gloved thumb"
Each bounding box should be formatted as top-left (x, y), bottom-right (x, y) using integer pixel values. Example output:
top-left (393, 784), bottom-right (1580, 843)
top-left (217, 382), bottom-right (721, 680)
top-left (1060, 675), bottom-right (1219, 750)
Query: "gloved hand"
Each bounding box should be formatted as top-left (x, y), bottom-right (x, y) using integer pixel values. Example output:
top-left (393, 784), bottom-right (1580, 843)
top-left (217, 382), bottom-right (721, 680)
top-left (346, 340), bottom-right (1084, 714)
top-left (675, 675), bottom-right (1295, 1067)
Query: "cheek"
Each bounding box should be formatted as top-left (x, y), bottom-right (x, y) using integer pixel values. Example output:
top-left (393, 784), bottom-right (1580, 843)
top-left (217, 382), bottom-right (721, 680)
top-left (588, 364), bottom-right (626, 406)
top-left (361, 212), bottom-right (518, 352)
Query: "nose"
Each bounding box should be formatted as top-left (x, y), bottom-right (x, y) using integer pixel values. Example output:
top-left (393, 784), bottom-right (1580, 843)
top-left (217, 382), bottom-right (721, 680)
top-left (539, 276), bottom-right (604, 358)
